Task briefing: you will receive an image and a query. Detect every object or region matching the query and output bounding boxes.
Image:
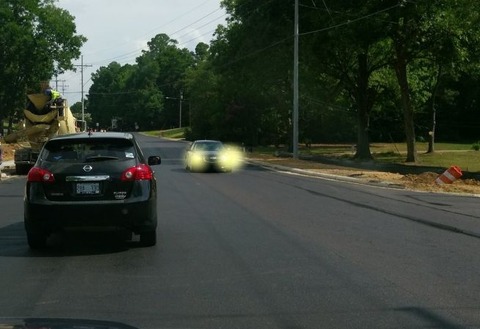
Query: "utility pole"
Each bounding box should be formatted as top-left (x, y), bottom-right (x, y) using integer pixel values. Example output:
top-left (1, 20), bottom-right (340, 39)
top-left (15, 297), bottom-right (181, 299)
top-left (53, 79), bottom-right (67, 93)
top-left (53, 75), bottom-right (65, 90)
top-left (54, 73), bottom-right (59, 90)
top-left (74, 55), bottom-right (92, 131)
top-left (59, 80), bottom-right (68, 94)
top-left (293, 0), bottom-right (299, 159)
top-left (179, 90), bottom-right (183, 128)
top-left (165, 91), bottom-right (185, 129)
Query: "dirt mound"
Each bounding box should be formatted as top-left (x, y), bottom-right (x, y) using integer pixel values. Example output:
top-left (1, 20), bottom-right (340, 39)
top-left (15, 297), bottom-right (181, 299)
top-left (249, 155), bottom-right (480, 195)
top-left (1, 143), bottom-right (20, 161)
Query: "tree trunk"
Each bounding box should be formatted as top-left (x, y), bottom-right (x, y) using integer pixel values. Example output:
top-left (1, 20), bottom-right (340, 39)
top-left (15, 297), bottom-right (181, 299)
top-left (394, 29), bottom-right (417, 163)
top-left (355, 111), bottom-right (372, 160)
top-left (354, 53), bottom-right (373, 160)
top-left (8, 116), bottom-right (14, 135)
top-left (427, 66), bottom-right (442, 154)
top-left (396, 63), bottom-right (417, 162)
top-left (427, 108), bottom-right (436, 154)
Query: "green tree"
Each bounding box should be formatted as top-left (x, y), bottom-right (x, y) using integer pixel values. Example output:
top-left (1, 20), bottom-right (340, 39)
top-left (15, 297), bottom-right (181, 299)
top-left (88, 62), bottom-right (136, 129)
top-left (301, 0), bottom-right (395, 159)
top-left (383, 0), bottom-right (480, 162)
top-left (210, 0), bottom-right (295, 145)
top-left (184, 44), bottom-right (223, 140)
top-left (88, 34), bottom-right (195, 131)
top-left (135, 34), bottom-right (195, 128)
top-left (0, 0), bottom-right (86, 130)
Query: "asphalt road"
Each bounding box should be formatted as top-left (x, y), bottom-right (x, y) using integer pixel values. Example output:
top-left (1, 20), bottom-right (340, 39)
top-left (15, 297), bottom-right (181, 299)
top-left (1, 134), bottom-right (480, 329)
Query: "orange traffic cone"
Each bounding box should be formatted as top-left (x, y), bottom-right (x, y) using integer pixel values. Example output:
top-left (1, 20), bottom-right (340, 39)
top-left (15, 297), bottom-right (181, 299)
top-left (435, 166), bottom-right (462, 185)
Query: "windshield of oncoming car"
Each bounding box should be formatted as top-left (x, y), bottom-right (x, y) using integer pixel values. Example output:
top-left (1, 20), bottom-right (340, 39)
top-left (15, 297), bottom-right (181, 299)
top-left (42, 138), bottom-right (136, 163)
top-left (194, 142), bottom-right (224, 152)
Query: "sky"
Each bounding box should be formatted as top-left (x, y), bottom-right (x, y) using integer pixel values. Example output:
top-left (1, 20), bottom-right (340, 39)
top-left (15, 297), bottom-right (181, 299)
top-left (54, 0), bottom-right (227, 105)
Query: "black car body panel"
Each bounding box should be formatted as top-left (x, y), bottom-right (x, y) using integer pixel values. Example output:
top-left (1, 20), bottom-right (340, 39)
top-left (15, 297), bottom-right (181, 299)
top-left (23, 132), bottom-right (160, 248)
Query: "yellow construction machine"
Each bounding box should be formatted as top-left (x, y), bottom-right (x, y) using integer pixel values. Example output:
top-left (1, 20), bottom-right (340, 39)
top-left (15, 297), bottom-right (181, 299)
top-left (3, 93), bottom-right (78, 174)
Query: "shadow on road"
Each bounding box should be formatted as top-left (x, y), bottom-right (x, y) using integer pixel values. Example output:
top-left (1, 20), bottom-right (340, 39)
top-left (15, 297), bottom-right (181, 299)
top-left (0, 222), bottom-right (145, 257)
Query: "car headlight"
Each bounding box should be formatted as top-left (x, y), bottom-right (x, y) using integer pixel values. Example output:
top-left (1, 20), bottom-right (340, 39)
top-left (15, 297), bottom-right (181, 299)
top-left (187, 152), bottom-right (208, 171)
top-left (219, 149), bottom-right (244, 170)
top-left (191, 153), bottom-right (204, 165)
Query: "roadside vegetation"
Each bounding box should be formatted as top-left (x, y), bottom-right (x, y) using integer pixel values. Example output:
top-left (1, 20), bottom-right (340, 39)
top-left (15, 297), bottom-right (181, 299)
top-left (1, 1), bottom-right (480, 168)
top-left (143, 129), bottom-right (480, 174)
top-left (81, 0), bottom-right (480, 165)
top-left (253, 143), bottom-right (480, 173)
top-left (144, 128), bottom-right (187, 139)
top-left (0, 0), bottom-right (86, 134)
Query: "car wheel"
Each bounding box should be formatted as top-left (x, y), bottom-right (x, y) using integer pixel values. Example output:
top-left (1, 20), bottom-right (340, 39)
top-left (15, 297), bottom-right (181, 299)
top-left (26, 231), bottom-right (47, 249)
top-left (140, 230), bottom-right (157, 247)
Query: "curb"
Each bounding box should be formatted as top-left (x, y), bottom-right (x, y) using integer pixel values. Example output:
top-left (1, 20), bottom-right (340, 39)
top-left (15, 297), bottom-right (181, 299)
top-left (246, 159), bottom-right (407, 190)
top-left (246, 159), bottom-right (480, 198)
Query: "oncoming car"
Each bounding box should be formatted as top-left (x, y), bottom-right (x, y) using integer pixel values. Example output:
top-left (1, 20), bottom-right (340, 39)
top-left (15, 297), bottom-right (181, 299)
top-left (185, 140), bottom-right (243, 173)
top-left (23, 132), bottom-right (161, 249)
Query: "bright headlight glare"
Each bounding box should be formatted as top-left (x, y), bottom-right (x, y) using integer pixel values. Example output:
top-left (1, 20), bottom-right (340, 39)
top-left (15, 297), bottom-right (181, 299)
top-left (192, 153), bottom-right (203, 163)
top-left (219, 149), bottom-right (244, 170)
top-left (189, 152), bottom-right (208, 171)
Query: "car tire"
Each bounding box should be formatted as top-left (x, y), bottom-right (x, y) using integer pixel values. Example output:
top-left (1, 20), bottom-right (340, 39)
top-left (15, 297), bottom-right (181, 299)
top-left (26, 231), bottom-right (47, 249)
top-left (140, 230), bottom-right (157, 247)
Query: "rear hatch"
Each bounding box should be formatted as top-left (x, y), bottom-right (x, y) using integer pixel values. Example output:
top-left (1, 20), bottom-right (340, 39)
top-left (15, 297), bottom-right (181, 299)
top-left (38, 138), bottom-right (140, 201)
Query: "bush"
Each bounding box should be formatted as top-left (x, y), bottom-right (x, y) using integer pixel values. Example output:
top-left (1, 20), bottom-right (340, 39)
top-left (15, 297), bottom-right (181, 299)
top-left (472, 141), bottom-right (480, 151)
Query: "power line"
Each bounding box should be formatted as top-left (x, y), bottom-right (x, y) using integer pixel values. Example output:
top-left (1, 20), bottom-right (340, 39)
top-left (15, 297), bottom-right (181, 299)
top-left (300, 3), bottom-right (401, 36)
top-left (85, 6), bottom-right (227, 67)
top-left (82, 0), bottom-right (217, 59)
top-left (175, 13), bottom-right (227, 43)
top-left (66, 2), bottom-right (404, 105)
top-left (169, 8), bottom-right (223, 37)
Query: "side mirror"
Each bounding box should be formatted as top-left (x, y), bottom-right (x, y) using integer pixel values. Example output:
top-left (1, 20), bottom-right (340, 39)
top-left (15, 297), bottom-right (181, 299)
top-left (148, 156), bottom-right (161, 166)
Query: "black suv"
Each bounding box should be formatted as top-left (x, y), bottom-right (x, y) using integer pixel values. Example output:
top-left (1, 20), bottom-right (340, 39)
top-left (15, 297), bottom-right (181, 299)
top-left (24, 132), bottom-right (161, 249)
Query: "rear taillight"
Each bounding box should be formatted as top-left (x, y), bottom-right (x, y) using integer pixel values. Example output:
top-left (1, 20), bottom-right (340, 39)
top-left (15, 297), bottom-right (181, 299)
top-left (27, 167), bottom-right (55, 183)
top-left (121, 164), bottom-right (153, 181)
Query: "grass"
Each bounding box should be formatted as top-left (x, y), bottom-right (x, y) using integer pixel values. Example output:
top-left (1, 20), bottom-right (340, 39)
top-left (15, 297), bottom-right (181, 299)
top-left (253, 142), bottom-right (480, 173)
top-left (416, 151), bottom-right (480, 172)
top-left (371, 143), bottom-right (480, 172)
top-left (144, 127), bottom-right (186, 139)
top-left (139, 132), bottom-right (480, 172)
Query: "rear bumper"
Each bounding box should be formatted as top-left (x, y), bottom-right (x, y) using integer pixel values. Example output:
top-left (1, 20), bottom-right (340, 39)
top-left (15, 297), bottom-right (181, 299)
top-left (24, 197), bottom-right (157, 235)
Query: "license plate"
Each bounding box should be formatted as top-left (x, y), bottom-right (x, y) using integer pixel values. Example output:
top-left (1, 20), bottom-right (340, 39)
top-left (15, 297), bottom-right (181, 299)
top-left (76, 182), bottom-right (100, 195)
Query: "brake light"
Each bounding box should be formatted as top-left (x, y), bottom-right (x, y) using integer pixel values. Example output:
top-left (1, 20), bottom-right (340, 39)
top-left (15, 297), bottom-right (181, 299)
top-left (121, 164), bottom-right (153, 181)
top-left (27, 167), bottom-right (55, 183)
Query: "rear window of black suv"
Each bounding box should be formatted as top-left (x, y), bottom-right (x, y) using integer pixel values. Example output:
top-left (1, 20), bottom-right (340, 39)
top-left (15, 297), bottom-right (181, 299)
top-left (42, 138), bottom-right (136, 163)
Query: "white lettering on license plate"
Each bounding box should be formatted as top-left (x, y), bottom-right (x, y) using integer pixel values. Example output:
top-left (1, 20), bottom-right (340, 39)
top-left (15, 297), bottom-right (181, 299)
top-left (76, 182), bottom-right (100, 195)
